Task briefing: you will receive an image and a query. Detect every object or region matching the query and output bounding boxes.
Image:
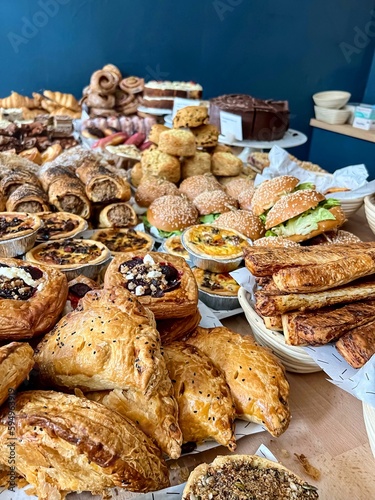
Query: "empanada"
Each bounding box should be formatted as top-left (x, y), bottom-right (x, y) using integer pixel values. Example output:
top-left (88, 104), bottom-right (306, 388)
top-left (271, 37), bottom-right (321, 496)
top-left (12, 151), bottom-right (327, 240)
top-left (162, 342), bottom-right (236, 450)
top-left (0, 342), bottom-right (34, 406)
top-left (104, 251), bottom-right (198, 319)
top-left (0, 391), bottom-right (169, 498)
top-left (0, 258), bottom-right (68, 340)
top-left (187, 327), bottom-right (290, 437)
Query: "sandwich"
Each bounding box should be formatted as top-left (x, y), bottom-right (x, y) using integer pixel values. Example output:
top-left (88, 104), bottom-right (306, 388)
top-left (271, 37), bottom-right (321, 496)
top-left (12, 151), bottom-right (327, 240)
top-left (193, 189), bottom-right (237, 223)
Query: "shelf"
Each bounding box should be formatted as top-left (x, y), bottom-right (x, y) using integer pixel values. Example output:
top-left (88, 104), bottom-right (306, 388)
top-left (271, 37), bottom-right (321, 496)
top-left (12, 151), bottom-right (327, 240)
top-left (310, 118), bottom-right (375, 143)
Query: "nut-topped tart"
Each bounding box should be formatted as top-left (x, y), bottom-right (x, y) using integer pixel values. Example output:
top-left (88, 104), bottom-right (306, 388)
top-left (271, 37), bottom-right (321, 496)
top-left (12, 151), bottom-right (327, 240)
top-left (104, 251), bottom-right (198, 319)
top-left (26, 238), bottom-right (110, 270)
top-left (90, 228), bottom-right (154, 255)
top-left (0, 212), bottom-right (41, 241)
top-left (36, 212), bottom-right (88, 241)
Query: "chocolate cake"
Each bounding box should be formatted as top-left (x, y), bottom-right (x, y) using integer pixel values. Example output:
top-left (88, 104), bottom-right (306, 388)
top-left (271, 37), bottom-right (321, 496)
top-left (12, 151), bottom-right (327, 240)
top-left (209, 94), bottom-right (289, 141)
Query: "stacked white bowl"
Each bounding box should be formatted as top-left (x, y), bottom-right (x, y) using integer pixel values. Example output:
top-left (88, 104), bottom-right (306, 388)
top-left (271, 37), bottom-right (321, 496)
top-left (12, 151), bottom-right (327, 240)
top-left (238, 288), bottom-right (321, 373)
top-left (313, 91), bottom-right (351, 125)
top-left (364, 194), bottom-right (375, 234)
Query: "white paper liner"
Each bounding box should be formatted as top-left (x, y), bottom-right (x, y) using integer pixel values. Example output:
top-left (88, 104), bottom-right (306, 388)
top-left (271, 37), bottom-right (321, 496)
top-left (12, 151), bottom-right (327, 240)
top-left (255, 145), bottom-right (375, 198)
top-left (233, 266), bottom-right (375, 406)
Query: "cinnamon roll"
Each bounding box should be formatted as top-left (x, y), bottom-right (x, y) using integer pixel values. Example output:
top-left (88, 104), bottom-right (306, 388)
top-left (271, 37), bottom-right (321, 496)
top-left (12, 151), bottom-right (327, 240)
top-left (119, 76), bottom-right (145, 94)
top-left (90, 69), bottom-right (120, 95)
top-left (86, 92), bottom-right (115, 109)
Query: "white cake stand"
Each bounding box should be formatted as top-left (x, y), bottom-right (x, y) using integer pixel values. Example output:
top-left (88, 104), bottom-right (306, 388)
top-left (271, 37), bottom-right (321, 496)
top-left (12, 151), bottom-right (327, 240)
top-left (218, 129), bottom-right (308, 150)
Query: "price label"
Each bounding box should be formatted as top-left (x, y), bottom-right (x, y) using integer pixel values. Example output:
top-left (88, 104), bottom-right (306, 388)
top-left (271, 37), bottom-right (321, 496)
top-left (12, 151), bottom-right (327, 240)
top-left (172, 97), bottom-right (202, 118)
top-left (220, 111), bottom-right (243, 141)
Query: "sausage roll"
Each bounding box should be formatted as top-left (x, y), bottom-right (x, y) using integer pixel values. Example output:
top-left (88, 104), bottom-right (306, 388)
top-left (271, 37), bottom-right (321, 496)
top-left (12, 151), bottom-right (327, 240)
top-left (98, 202), bottom-right (138, 228)
top-left (0, 342), bottom-right (34, 406)
top-left (0, 391), bottom-right (170, 497)
top-left (0, 169), bottom-right (42, 198)
top-left (39, 164), bottom-right (76, 192)
top-left (76, 162), bottom-right (131, 203)
top-left (48, 176), bottom-right (91, 219)
top-left (104, 251), bottom-right (198, 319)
top-left (0, 257), bottom-right (68, 340)
top-left (6, 184), bottom-right (50, 213)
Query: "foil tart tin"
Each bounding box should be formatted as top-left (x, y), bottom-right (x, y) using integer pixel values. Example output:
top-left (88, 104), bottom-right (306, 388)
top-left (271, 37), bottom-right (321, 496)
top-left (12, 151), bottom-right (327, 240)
top-left (198, 288), bottom-right (240, 311)
top-left (62, 256), bottom-right (112, 282)
top-left (0, 228), bottom-right (39, 258)
top-left (36, 219), bottom-right (89, 242)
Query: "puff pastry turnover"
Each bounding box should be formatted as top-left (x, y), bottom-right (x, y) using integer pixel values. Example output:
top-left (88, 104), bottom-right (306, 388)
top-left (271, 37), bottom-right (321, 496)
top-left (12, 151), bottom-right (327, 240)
top-left (0, 342), bottom-right (34, 406)
top-left (0, 257), bottom-right (68, 340)
top-left (0, 391), bottom-right (170, 498)
top-left (187, 327), bottom-right (290, 437)
top-left (162, 342), bottom-right (236, 450)
top-left (104, 251), bottom-right (198, 319)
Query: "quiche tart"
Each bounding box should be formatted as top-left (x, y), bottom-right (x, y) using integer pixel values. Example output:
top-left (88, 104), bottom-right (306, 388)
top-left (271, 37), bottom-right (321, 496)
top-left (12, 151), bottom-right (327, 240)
top-left (0, 257), bottom-right (68, 340)
top-left (36, 212), bottom-right (88, 241)
top-left (26, 238), bottom-right (111, 270)
top-left (104, 251), bottom-right (198, 319)
top-left (0, 212), bottom-right (41, 242)
top-left (192, 268), bottom-right (240, 297)
top-left (163, 234), bottom-right (190, 260)
top-left (90, 228), bottom-right (154, 255)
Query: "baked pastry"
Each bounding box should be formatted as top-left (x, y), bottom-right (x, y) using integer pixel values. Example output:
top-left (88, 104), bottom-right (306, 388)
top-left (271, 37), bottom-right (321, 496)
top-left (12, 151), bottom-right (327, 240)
top-left (0, 91), bottom-right (37, 109)
top-left (181, 151), bottom-right (211, 179)
top-left (158, 129), bottom-right (196, 157)
top-left (76, 162), bottom-right (131, 203)
top-left (18, 147), bottom-right (43, 165)
top-left (0, 193), bottom-right (5, 212)
top-left (173, 105), bottom-right (208, 128)
top-left (188, 326), bottom-right (290, 437)
top-left (90, 228), bottom-right (154, 254)
top-left (182, 455), bottom-right (319, 499)
top-left (135, 176), bottom-right (180, 207)
top-left (43, 90), bottom-right (81, 112)
top-left (191, 124), bottom-right (219, 147)
top-left (0, 390), bottom-right (170, 497)
top-left (39, 164), bottom-right (75, 192)
top-left (141, 149), bottom-right (181, 183)
top-left (98, 202), bottom-right (138, 228)
top-left (6, 184), bottom-right (49, 213)
top-left (102, 63), bottom-right (122, 80)
top-left (0, 342), bottom-right (34, 406)
top-left (48, 176), bottom-right (91, 219)
top-left (163, 234), bottom-right (190, 260)
top-left (224, 177), bottom-right (255, 200)
top-left (26, 238), bottom-right (110, 270)
top-left (36, 212), bottom-right (87, 241)
top-left (193, 190), bottom-right (237, 216)
top-left (0, 257), bottom-right (68, 340)
top-left (213, 209), bottom-right (265, 240)
top-left (148, 124), bottom-right (169, 144)
top-left (146, 195), bottom-right (199, 238)
top-left (211, 152), bottom-right (242, 177)
top-left (336, 319), bottom-right (375, 368)
top-left (162, 342), bottom-right (236, 450)
top-left (41, 143), bottom-right (63, 164)
top-left (65, 274), bottom-right (101, 313)
top-left (182, 224), bottom-right (250, 260)
top-left (0, 212), bottom-right (41, 241)
top-left (90, 69), bottom-right (120, 95)
top-left (104, 251), bottom-right (198, 319)
top-left (179, 174), bottom-right (223, 201)
top-left (192, 268), bottom-right (240, 296)
top-left (130, 161), bottom-right (143, 187)
top-left (119, 76), bottom-right (144, 94)
top-left (156, 309), bottom-right (201, 344)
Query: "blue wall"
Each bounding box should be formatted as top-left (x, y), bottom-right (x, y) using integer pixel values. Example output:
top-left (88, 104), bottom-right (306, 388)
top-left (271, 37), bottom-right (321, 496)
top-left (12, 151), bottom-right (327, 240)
top-left (0, 0), bottom-right (375, 159)
top-left (364, 49), bottom-right (375, 103)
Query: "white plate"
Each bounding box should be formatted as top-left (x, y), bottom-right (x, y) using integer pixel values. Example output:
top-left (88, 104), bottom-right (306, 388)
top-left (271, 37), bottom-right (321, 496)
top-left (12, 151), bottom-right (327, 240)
top-left (218, 128), bottom-right (308, 149)
top-left (137, 105), bottom-right (172, 116)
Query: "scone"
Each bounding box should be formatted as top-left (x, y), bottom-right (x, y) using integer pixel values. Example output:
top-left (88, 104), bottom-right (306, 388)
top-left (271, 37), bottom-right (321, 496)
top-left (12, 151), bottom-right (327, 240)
top-left (181, 151), bottom-right (211, 179)
top-left (130, 161), bottom-right (143, 187)
top-left (173, 106), bottom-right (208, 128)
top-left (191, 124), bottom-right (219, 147)
top-left (141, 148), bottom-right (181, 183)
top-left (158, 129), bottom-right (196, 157)
top-left (148, 124), bottom-right (169, 144)
top-left (211, 152), bottom-right (242, 176)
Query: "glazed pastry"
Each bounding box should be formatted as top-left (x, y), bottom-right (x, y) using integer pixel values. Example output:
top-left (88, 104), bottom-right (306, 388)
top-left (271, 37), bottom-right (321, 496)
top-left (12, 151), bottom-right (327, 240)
top-left (114, 90), bottom-right (135, 108)
top-left (156, 309), bottom-right (201, 344)
top-left (336, 319), bottom-right (375, 368)
top-left (0, 168), bottom-right (42, 197)
top-left (6, 184), bottom-right (49, 213)
top-left (102, 63), bottom-right (122, 80)
top-left (0, 257), bottom-right (68, 340)
top-left (188, 326), bottom-right (290, 437)
top-left (65, 274), bottom-right (101, 313)
top-left (90, 228), bottom-right (154, 254)
top-left (162, 342), bottom-right (236, 450)
top-left (98, 202), bottom-right (138, 228)
top-left (18, 147), bottom-right (43, 165)
top-left (36, 212), bottom-right (87, 241)
top-left (48, 176), bottom-right (91, 219)
top-left (90, 107), bottom-right (118, 117)
top-left (104, 251), bottom-right (198, 319)
top-left (75, 162), bottom-right (131, 203)
top-left (41, 144), bottom-right (63, 164)
top-left (85, 384), bottom-right (182, 459)
top-left (0, 342), bottom-right (34, 406)
top-left (0, 390), bottom-right (170, 497)
top-left (119, 76), bottom-right (145, 94)
top-left (86, 92), bottom-right (116, 109)
top-left (43, 90), bottom-right (81, 112)
top-left (26, 238), bottom-right (110, 270)
top-left (90, 69), bottom-right (120, 95)
top-left (0, 212), bottom-right (41, 241)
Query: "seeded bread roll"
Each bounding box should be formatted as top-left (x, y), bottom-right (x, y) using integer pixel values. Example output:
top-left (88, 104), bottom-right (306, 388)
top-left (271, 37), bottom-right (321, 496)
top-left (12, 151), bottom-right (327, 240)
top-left (141, 149), bottom-right (181, 183)
top-left (173, 106), bottom-right (208, 128)
top-left (214, 209), bottom-right (264, 240)
top-left (181, 151), bottom-right (211, 179)
top-left (158, 129), bottom-right (196, 157)
top-left (148, 124), bottom-right (169, 144)
top-left (211, 152), bottom-right (242, 177)
top-left (224, 177), bottom-right (255, 200)
top-left (238, 187), bottom-right (256, 210)
top-left (147, 195), bottom-right (198, 232)
top-left (251, 175), bottom-right (299, 216)
top-left (191, 124), bottom-right (219, 147)
top-left (179, 174), bottom-right (223, 201)
top-left (253, 236), bottom-right (300, 248)
top-left (193, 190), bottom-right (237, 215)
top-left (135, 177), bottom-right (180, 207)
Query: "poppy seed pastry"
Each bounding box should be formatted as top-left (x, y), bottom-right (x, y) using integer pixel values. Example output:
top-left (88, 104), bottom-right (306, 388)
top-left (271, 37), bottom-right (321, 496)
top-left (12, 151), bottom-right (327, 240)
top-left (158, 129), bottom-right (197, 157)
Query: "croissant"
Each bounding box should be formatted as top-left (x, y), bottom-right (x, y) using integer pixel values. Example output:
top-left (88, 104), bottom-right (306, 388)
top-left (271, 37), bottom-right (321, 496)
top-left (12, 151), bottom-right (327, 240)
top-left (43, 90), bottom-right (81, 112)
top-left (40, 98), bottom-right (59, 112)
top-left (18, 147), bottom-right (43, 165)
top-left (21, 107), bottom-right (44, 120)
top-left (41, 143), bottom-right (63, 164)
top-left (0, 91), bottom-right (36, 109)
top-left (49, 106), bottom-right (81, 119)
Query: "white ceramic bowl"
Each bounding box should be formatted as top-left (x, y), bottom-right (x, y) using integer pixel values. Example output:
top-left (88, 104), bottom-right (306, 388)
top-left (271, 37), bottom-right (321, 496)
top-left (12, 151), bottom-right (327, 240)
top-left (364, 194), bottom-right (375, 235)
top-left (314, 105), bottom-right (351, 125)
top-left (312, 91), bottom-right (351, 109)
top-left (340, 197), bottom-right (365, 218)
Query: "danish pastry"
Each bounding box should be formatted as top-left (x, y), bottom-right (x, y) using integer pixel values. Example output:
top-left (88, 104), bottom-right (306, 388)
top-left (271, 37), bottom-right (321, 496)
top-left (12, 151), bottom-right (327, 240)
top-left (0, 342), bottom-right (34, 406)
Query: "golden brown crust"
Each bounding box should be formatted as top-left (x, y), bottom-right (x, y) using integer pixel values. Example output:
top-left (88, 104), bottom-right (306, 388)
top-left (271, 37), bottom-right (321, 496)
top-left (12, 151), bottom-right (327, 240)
top-left (213, 209), bottom-right (265, 240)
top-left (6, 184), bottom-right (50, 213)
top-left (76, 162), bottom-right (131, 203)
top-left (135, 176), bottom-right (180, 207)
top-left (98, 202), bottom-right (138, 228)
top-left (163, 234), bottom-right (190, 260)
top-left (191, 124), bottom-right (219, 147)
top-left (148, 124), bottom-right (169, 144)
top-left (162, 342), bottom-right (236, 450)
top-left (158, 129), bottom-right (196, 157)
top-left (251, 176), bottom-right (299, 216)
top-left (173, 106), bottom-right (208, 128)
top-left (262, 315), bottom-right (283, 331)
top-left (187, 326), bottom-right (290, 437)
top-left (192, 267), bottom-right (240, 297)
top-left (141, 149), bottom-right (181, 183)
top-left (48, 176), bottom-right (91, 219)
top-left (0, 169), bottom-right (42, 198)
top-left (181, 151), bottom-right (211, 179)
top-left (36, 212), bottom-right (87, 240)
top-left (90, 228), bottom-right (154, 254)
top-left (0, 212), bottom-right (41, 241)
top-left (147, 195), bottom-right (198, 232)
top-left (0, 257), bottom-right (68, 340)
top-left (0, 342), bottom-right (34, 406)
top-left (179, 174), bottom-right (223, 201)
top-left (193, 190), bottom-right (237, 215)
top-left (156, 309), bottom-right (201, 344)
top-left (224, 177), bottom-right (254, 200)
top-left (336, 320), bottom-right (375, 368)
top-left (0, 390), bottom-right (170, 497)
top-left (211, 152), bottom-right (242, 177)
top-left (104, 251), bottom-right (198, 319)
